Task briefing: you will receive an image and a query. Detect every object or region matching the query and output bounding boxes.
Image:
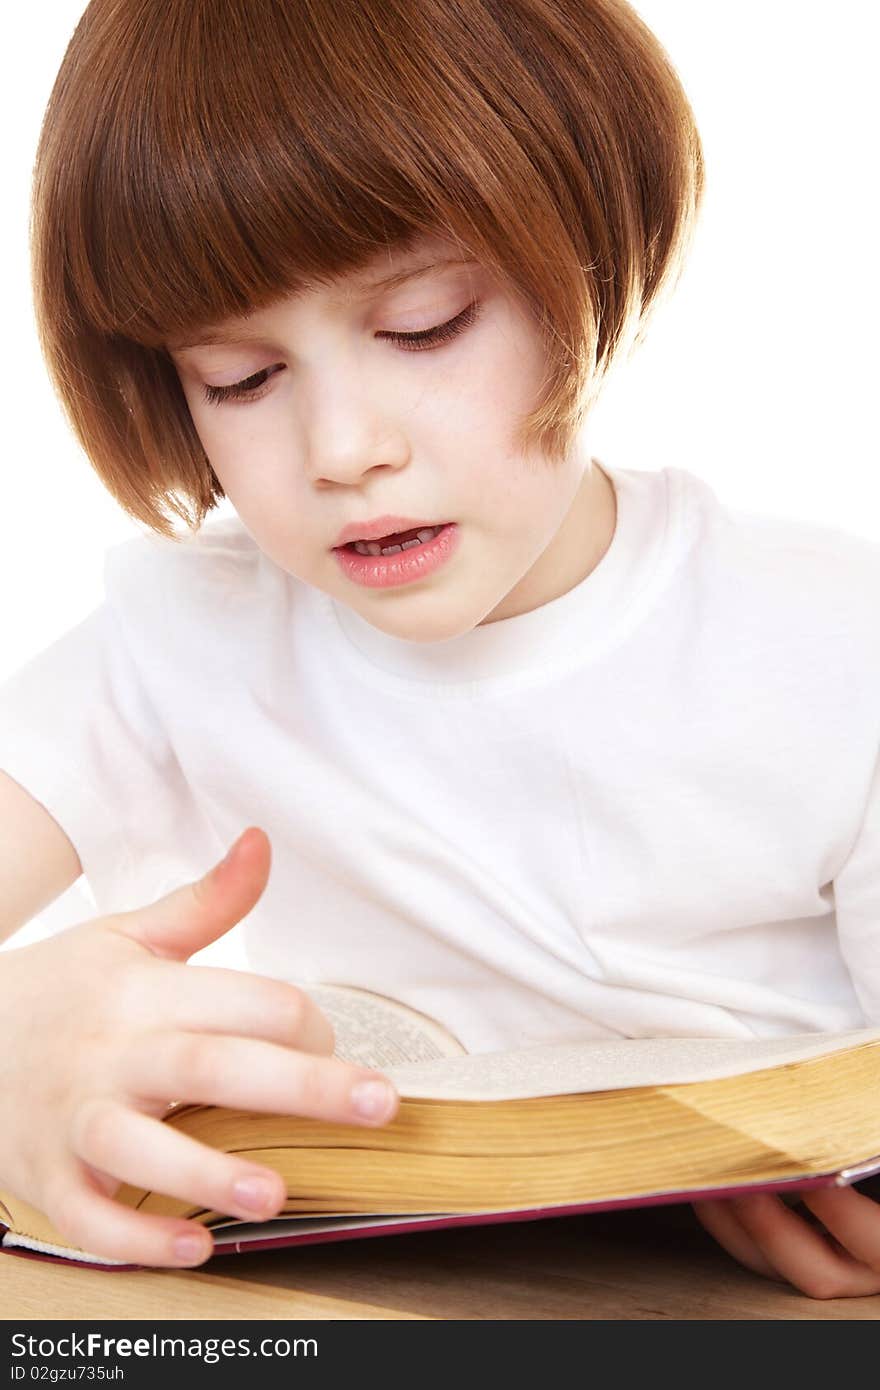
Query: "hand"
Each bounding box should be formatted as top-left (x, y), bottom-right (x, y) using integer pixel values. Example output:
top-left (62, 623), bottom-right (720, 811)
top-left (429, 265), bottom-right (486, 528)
top-left (0, 826), bottom-right (399, 1269)
top-left (693, 1188), bottom-right (880, 1299)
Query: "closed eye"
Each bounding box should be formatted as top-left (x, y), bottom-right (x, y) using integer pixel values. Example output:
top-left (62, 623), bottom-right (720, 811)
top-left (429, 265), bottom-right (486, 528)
top-left (201, 300), bottom-right (483, 406)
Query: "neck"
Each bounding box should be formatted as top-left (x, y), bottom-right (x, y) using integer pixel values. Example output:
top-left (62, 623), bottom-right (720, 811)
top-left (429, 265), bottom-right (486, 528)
top-left (481, 460), bottom-right (617, 625)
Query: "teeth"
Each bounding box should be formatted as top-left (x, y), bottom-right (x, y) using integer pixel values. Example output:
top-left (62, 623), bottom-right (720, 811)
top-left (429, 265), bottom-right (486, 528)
top-left (352, 525), bottom-right (443, 557)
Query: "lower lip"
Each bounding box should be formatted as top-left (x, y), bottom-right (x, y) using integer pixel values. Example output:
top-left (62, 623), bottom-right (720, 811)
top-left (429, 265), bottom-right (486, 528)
top-left (332, 524), bottom-right (460, 589)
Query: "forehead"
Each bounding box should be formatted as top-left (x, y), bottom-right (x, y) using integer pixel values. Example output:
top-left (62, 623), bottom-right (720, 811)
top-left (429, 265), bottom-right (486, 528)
top-left (167, 238), bottom-right (478, 353)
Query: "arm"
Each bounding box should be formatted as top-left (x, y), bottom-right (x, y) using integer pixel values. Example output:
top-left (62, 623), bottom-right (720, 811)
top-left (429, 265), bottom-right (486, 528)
top-left (0, 769), bottom-right (82, 945)
top-left (694, 743), bottom-right (880, 1300)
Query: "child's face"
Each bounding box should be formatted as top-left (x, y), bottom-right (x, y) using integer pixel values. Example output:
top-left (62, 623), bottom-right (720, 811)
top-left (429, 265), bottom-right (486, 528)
top-left (168, 233), bottom-right (615, 641)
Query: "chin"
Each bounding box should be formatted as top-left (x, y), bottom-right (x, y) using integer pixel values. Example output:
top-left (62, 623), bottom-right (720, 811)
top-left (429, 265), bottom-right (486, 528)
top-left (366, 605), bottom-right (481, 645)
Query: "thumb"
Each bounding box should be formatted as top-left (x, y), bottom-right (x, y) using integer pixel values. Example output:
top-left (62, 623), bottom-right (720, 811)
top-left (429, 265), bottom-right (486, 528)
top-left (113, 827), bottom-right (271, 961)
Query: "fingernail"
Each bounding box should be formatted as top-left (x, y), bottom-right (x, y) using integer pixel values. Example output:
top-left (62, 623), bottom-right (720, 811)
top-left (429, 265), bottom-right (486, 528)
top-left (221, 833), bottom-right (243, 867)
top-left (209, 833), bottom-right (243, 885)
top-left (174, 1234), bottom-right (210, 1264)
top-left (350, 1079), bottom-right (396, 1121)
top-left (233, 1175), bottom-right (279, 1212)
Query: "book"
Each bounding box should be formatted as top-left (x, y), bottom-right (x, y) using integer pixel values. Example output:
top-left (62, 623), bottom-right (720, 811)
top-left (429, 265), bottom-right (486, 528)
top-left (3, 984), bottom-right (880, 1271)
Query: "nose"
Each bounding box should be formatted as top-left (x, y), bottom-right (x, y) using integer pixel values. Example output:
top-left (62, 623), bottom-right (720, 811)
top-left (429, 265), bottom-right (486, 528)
top-left (301, 363), bottom-right (411, 487)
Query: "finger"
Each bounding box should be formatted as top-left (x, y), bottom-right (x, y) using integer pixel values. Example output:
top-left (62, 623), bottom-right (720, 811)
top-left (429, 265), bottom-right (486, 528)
top-left (71, 1098), bottom-right (287, 1229)
top-left (729, 1192), bottom-right (880, 1299)
top-left (799, 1186), bottom-right (880, 1273)
top-left (120, 1031), bottom-right (400, 1126)
top-left (692, 1199), bottom-right (786, 1283)
top-left (114, 827), bottom-right (270, 962)
top-left (128, 964), bottom-right (335, 1056)
top-left (42, 1160), bottom-right (215, 1269)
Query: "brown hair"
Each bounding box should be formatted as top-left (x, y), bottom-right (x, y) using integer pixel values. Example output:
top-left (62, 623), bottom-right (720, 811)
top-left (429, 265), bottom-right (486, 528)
top-left (30, 0), bottom-right (705, 540)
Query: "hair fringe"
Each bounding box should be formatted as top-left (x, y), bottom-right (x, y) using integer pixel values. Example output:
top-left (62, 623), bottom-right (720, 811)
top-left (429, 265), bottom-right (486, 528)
top-left (31, 0), bottom-right (705, 538)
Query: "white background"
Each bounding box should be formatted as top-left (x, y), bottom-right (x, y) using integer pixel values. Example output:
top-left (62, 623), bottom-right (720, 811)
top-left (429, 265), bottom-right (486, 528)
top-left (2, 1), bottom-right (878, 948)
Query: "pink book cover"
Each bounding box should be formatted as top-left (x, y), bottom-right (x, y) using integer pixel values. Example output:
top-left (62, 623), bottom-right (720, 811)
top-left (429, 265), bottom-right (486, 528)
top-left (4, 1158), bottom-right (880, 1273)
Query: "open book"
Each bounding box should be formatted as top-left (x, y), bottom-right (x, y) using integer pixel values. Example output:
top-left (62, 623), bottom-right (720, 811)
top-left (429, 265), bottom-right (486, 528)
top-left (3, 984), bottom-right (880, 1270)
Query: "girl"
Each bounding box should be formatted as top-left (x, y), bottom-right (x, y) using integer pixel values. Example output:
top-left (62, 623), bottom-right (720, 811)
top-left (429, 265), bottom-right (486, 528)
top-left (2, 0), bottom-right (879, 1297)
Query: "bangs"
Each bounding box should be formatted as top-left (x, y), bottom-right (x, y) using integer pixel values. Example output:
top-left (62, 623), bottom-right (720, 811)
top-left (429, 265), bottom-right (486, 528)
top-left (41, 0), bottom-right (540, 353)
top-left (31, 0), bottom-right (704, 536)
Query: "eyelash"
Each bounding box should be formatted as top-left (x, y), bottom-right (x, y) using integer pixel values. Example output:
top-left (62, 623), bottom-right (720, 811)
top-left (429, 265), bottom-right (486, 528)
top-left (201, 300), bottom-right (482, 406)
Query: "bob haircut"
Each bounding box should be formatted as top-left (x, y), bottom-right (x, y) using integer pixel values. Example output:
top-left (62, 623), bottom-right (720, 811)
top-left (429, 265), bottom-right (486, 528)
top-left (31, 0), bottom-right (704, 540)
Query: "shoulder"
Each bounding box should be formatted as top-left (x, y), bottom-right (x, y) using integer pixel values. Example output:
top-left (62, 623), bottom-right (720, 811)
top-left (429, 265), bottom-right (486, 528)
top-left (104, 511), bottom-right (262, 589)
top-left (671, 467), bottom-right (880, 643)
top-left (100, 513), bottom-right (291, 671)
top-left (101, 511), bottom-right (286, 623)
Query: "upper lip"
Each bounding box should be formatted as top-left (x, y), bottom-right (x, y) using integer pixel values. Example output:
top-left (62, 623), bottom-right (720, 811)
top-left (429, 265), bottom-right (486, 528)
top-left (332, 515), bottom-right (447, 548)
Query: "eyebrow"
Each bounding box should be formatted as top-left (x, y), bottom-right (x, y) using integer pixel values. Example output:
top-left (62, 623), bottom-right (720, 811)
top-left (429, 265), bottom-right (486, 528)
top-left (169, 256), bottom-right (477, 352)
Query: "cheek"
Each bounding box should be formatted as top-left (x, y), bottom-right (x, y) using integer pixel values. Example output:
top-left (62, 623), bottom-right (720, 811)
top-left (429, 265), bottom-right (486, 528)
top-left (471, 317), bottom-right (549, 451)
top-left (421, 350), bottom-right (539, 473)
top-left (192, 425), bottom-right (293, 540)
top-left (184, 399), bottom-right (232, 475)
top-left (187, 405), bottom-right (276, 495)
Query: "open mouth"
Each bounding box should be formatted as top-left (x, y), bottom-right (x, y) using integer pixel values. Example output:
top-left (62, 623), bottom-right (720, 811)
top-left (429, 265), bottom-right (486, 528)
top-left (332, 522), bottom-right (460, 588)
top-left (343, 524), bottom-right (449, 557)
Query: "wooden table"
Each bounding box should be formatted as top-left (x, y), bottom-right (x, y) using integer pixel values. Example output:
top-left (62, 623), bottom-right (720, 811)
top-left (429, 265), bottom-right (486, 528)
top-left (3, 1200), bottom-right (879, 1320)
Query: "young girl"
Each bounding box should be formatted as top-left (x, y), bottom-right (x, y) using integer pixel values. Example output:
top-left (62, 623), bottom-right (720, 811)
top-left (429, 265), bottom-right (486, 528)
top-left (2, 0), bottom-right (879, 1298)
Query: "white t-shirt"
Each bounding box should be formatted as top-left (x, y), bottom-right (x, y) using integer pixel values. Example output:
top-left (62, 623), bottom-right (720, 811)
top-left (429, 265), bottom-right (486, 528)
top-left (1, 461), bottom-right (879, 1053)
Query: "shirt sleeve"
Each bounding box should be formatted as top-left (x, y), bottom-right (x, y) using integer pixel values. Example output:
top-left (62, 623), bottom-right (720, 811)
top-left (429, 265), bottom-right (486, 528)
top-left (834, 740), bottom-right (880, 1024)
top-left (0, 599), bottom-right (186, 918)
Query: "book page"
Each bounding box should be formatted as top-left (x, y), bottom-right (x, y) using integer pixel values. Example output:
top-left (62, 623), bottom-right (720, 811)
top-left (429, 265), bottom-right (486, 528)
top-left (305, 984), bottom-right (467, 1067)
top-left (210, 1213), bottom-right (446, 1244)
top-left (382, 1026), bottom-right (880, 1101)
